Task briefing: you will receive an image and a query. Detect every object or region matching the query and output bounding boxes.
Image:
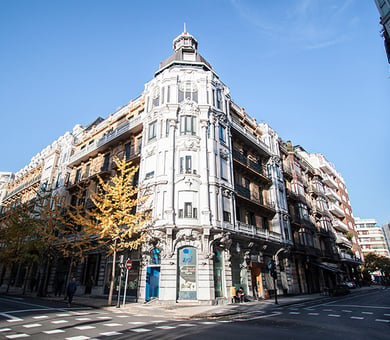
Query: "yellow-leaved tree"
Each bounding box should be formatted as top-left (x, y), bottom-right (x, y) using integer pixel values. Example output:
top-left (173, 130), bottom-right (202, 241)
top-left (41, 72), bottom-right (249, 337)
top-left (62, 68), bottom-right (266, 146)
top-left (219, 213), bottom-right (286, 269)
top-left (68, 157), bottom-right (151, 305)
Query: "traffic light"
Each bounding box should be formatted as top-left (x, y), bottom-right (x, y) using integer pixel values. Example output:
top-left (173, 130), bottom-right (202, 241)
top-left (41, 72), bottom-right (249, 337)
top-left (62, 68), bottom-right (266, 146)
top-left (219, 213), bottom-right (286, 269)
top-left (268, 260), bottom-right (277, 279)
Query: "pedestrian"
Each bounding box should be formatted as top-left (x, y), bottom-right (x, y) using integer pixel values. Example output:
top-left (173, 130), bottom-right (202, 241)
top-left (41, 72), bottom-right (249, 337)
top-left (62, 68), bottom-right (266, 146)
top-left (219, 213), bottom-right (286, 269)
top-left (236, 286), bottom-right (245, 303)
top-left (67, 277), bottom-right (77, 307)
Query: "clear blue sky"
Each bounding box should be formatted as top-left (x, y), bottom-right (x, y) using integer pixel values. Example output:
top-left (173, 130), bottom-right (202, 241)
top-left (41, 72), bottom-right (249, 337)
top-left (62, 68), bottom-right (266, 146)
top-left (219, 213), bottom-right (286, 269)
top-left (0, 1), bottom-right (389, 224)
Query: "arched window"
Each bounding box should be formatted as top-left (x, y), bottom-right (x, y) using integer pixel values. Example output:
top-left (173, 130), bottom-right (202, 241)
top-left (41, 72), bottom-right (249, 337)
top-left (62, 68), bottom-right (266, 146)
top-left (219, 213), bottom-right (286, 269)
top-left (150, 248), bottom-right (161, 265)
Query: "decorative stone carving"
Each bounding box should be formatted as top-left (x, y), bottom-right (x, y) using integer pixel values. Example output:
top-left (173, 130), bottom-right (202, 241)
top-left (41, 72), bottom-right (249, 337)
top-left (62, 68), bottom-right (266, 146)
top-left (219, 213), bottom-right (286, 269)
top-left (179, 99), bottom-right (200, 116)
top-left (219, 148), bottom-right (229, 160)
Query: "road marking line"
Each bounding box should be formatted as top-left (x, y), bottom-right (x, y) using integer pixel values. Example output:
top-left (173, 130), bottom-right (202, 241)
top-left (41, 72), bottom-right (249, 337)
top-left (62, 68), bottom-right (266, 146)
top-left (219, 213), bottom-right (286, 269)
top-left (326, 304), bottom-right (390, 310)
top-left (323, 309), bottom-right (333, 312)
top-left (100, 332), bottom-right (122, 336)
top-left (130, 328), bottom-right (152, 332)
top-left (75, 317), bottom-right (92, 321)
top-left (308, 313), bottom-right (319, 316)
top-left (236, 312), bottom-right (282, 322)
top-left (178, 323), bottom-right (196, 327)
top-left (328, 314), bottom-right (340, 317)
top-left (43, 329), bottom-right (65, 334)
top-left (65, 336), bottom-right (90, 340)
top-left (156, 325), bottom-right (176, 329)
top-left (56, 313), bottom-right (71, 317)
top-left (0, 328), bottom-right (12, 332)
top-left (152, 320), bottom-right (165, 323)
top-left (33, 315), bottom-right (48, 319)
top-left (51, 320), bottom-right (68, 324)
top-left (289, 312), bottom-right (300, 315)
top-left (1, 313), bottom-right (23, 322)
top-left (75, 325), bottom-right (96, 330)
top-left (23, 323), bottom-right (42, 328)
top-left (375, 319), bottom-right (390, 323)
top-left (116, 315), bottom-right (129, 318)
top-left (384, 314), bottom-right (390, 316)
top-left (129, 321), bottom-right (146, 325)
top-left (362, 312), bottom-right (373, 315)
top-left (199, 321), bottom-right (218, 324)
top-left (342, 310), bottom-right (352, 313)
top-left (6, 335), bottom-right (30, 339)
top-left (351, 316), bottom-right (364, 320)
top-left (103, 323), bottom-right (122, 327)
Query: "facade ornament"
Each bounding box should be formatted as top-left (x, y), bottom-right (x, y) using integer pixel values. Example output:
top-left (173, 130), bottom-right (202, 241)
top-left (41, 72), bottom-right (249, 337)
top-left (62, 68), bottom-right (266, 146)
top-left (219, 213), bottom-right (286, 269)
top-left (219, 148), bottom-right (229, 160)
top-left (179, 99), bottom-right (200, 116)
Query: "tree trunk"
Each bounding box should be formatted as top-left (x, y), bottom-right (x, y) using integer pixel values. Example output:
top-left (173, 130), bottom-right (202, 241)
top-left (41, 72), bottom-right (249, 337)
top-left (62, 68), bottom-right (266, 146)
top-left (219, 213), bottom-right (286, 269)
top-left (22, 265), bottom-right (31, 295)
top-left (64, 258), bottom-right (74, 299)
top-left (38, 258), bottom-right (51, 297)
top-left (108, 243), bottom-right (117, 306)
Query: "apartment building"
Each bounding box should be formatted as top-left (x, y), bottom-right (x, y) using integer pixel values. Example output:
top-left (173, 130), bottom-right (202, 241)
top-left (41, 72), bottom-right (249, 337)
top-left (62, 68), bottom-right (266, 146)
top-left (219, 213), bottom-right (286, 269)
top-left (374, 0), bottom-right (390, 63)
top-left (0, 30), bottom-right (359, 302)
top-left (355, 218), bottom-right (390, 258)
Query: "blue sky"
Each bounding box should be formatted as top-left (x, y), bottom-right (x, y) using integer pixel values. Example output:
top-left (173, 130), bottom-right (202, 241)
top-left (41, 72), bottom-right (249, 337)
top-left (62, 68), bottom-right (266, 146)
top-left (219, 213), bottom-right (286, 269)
top-left (0, 0), bottom-right (389, 224)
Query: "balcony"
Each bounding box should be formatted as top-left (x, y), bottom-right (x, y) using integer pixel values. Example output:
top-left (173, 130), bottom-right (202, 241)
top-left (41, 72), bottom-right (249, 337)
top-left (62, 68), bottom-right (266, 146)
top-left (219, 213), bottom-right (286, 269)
top-left (322, 173), bottom-right (337, 189)
top-left (231, 120), bottom-right (270, 156)
top-left (235, 183), bottom-right (276, 215)
top-left (332, 219), bottom-right (348, 233)
top-left (283, 164), bottom-right (293, 179)
top-left (325, 187), bottom-right (341, 202)
top-left (232, 149), bottom-right (270, 183)
top-left (223, 221), bottom-right (281, 242)
top-left (69, 116), bottom-right (142, 166)
top-left (328, 203), bottom-right (345, 218)
top-left (3, 174), bottom-right (42, 201)
top-left (335, 233), bottom-right (352, 248)
top-left (339, 252), bottom-right (362, 264)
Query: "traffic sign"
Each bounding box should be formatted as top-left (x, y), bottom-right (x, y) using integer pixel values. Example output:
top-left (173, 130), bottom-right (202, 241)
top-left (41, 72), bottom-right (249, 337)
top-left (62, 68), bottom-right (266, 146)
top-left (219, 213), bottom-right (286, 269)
top-left (125, 259), bottom-right (132, 270)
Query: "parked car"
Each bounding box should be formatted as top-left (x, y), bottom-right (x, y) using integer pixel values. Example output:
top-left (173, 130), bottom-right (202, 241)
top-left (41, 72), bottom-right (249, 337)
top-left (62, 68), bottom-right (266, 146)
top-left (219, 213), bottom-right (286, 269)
top-left (342, 280), bottom-right (357, 289)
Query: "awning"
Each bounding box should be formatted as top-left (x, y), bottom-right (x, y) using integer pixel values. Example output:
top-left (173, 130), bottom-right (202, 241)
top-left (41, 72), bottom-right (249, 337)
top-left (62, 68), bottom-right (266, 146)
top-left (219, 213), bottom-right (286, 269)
top-left (311, 262), bottom-right (344, 273)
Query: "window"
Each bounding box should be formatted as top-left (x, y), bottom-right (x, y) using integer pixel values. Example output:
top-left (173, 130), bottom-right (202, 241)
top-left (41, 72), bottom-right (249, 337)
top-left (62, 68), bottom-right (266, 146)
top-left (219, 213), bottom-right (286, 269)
top-left (180, 155), bottom-right (192, 174)
top-left (178, 81), bottom-right (198, 102)
top-left (216, 89), bottom-right (222, 109)
top-left (74, 169), bottom-right (81, 183)
top-left (219, 125), bottom-right (226, 143)
top-left (247, 211), bottom-right (256, 226)
top-left (151, 248), bottom-right (161, 265)
top-left (125, 142), bottom-right (132, 160)
top-left (180, 115), bottom-right (196, 135)
top-left (102, 153), bottom-right (110, 171)
top-left (148, 120), bottom-right (157, 140)
top-left (145, 171), bottom-right (155, 179)
top-left (179, 202), bottom-right (197, 219)
top-left (161, 87), bottom-right (165, 105)
top-left (223, 211), bottom-right (231, 222)
top-left (152, 87), bottom-right (160, 107)
top-left (85, 164), bottom-right (90, 178)
top-left (165, 120), bottom-right (170, 137)
top-left (220, 158), bottom-right (228, 180)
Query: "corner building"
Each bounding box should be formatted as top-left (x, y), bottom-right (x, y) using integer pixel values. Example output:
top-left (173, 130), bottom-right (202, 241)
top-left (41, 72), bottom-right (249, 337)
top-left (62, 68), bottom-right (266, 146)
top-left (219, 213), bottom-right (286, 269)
top-left (138, 31), bottom-right (292, 303)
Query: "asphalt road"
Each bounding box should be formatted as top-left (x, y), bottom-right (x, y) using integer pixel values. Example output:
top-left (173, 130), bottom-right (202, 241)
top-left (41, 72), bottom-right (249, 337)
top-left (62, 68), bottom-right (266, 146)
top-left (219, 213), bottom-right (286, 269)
top-left (0, 288), bottom-right (389, 339)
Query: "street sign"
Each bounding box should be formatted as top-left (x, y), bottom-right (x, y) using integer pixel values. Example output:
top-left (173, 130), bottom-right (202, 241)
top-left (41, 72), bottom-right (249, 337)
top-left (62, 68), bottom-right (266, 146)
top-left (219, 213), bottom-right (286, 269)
top-left (125, 259), bottom-right (132, 270)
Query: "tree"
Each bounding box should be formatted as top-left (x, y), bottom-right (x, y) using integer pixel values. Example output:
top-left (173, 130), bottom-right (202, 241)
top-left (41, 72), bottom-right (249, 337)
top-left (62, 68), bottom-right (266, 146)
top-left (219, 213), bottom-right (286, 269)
top-left (67, 157), bottom-right (150, 305)
top-left (0, 202), bottom-right (39, 292)
top-left (33, 190), bottom-right (96, 296)
top-left (364, 253), bottom-right (390, 282)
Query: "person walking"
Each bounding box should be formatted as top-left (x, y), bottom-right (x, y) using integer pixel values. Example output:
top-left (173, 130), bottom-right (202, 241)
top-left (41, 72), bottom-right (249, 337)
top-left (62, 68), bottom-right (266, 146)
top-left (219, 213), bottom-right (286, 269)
top-left (67, 278), bottom-right (77, 307)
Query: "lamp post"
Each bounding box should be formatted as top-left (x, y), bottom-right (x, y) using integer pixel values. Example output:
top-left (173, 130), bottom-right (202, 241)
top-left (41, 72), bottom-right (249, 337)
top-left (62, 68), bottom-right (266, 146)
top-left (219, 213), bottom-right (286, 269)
top-left (116, 255), bottom-right (124, 308)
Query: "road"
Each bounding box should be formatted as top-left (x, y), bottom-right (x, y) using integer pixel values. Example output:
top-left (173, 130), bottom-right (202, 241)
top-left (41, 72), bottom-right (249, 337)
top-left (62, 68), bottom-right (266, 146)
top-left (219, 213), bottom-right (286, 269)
top-left (0, 287), bottom-right (389, 339)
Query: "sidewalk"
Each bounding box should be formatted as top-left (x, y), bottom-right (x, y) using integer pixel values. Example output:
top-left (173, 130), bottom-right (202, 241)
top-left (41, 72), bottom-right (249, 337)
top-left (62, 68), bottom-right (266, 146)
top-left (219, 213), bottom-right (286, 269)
top-left (1, 286), bottom-right (377, 319)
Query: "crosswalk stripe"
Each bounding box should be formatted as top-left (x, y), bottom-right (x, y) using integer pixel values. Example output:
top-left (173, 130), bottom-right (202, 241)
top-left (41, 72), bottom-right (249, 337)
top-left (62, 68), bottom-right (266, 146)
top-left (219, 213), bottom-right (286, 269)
top-left (178, 323), bottom-right (196, 327)
top-left (100, 331), bottom-right (123, 336)
top-left (0, 328), bottom-right (12, 332)
top-left (6, 334), bottom-right (30, 339)
top-left (23, 324), bottom-right (42, 328)
top-left (351, 316), bottom-right (364, 320)
top-left (308, 313), bottom-right (319, 316)
top-left (51, 320), bottom-right (68, 324)
top-left (131, 328), bottom-right (152, 332)
top-left (328, 314), bottom-right (340, 317)
top-left (42, 329), bottom-right (65, 334)
top-left (375, 319), bottom-right (390, 323)
top-left (75, 317), bottom-right (92, 321)
top-left (103, 323), bottom-right (122, 327)
top-left (156, 325), bottom-right (176, 329)
top-left (75, 325), bottom-right (96, 330)
top-left (65, 336), bottom-right (90, 340)
top-left (32, 316), bottom-right (48, 319)
top-left (362, 312), bottom-right (373, 315)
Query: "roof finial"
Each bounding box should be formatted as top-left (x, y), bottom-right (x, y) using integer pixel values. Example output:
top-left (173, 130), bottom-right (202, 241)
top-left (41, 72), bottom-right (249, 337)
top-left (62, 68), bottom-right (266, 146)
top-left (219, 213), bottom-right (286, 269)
top-left (184, 22), bottom-right (187, 33)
